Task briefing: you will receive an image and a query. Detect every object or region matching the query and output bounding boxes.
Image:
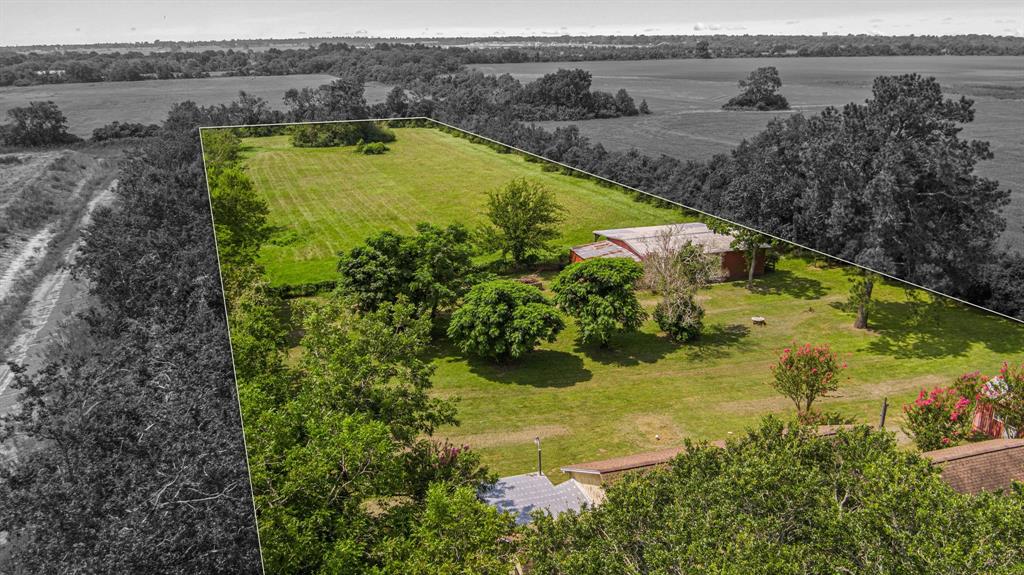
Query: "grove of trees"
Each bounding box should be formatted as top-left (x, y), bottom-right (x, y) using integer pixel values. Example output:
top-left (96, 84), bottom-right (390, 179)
top-left (0, 101), bottom-right (263, 572)
top-left (722, 66), bottom-right (790, 110)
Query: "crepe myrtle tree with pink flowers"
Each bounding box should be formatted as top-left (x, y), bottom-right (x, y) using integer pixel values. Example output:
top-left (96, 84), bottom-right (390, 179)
top-left (903, 387), bottom-right (974, 451)
top-left (769, 343), bottom-right (846, 419)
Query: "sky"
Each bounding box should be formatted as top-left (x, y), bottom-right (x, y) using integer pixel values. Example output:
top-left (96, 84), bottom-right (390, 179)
top-left (1, 0), bottom-right (1022, 46)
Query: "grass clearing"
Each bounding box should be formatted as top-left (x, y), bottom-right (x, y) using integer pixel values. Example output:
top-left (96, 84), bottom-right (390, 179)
top-left (243, 128), bottom-right (687, 286)
top-left (236, 122), bottom-right (1024, 479)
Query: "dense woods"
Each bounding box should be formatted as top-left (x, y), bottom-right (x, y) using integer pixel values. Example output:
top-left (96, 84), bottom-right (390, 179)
top-left (4, 34), bottom-right (1024, 86)
top-left (0, 103), bottom-right (263, 572)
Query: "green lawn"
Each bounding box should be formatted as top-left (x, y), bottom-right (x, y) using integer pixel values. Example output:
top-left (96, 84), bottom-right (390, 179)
top-left (432, 260), bottom-right (1024, 477)
top-left (238, 124), bottom-right (1024, 480)
top-left (242, 128), bottom-right (686, 286)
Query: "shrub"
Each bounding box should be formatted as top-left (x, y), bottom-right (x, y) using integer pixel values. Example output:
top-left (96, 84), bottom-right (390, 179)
top-left (769, 343), bottom-right (845, 417)
top-left (903, 386), bottom-right (973, 451)
top-left (357, 141), bottom-right (389, 154)
top-left (90, 121), bottom-right (160, 141)
top-left (654, 293), bottom-right (704, 342)
top-left (291, 121), bottom-right (395, 148)
top-left (448, 280), bottom-right (564, 361)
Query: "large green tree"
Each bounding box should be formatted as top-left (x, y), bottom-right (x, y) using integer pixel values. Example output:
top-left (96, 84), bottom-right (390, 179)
top-left (374, 483), bottom-right (519, 575)
top-left (720, 74), bottom-right (1009, 297)
top-left (1, 100), bottom-right (80, 146)
top-left (551, 258), bottom-right (646, 347)
top-left (237, 293), bottom-right (495, 573)
top-left (448, 280), bottom-right (564, 361)
top-left (525, 419), bottom-right (1024, 574)
top-left (337, 223), bottom-right (478, 319)
top-left (479, 178), bottom-right (565, 266)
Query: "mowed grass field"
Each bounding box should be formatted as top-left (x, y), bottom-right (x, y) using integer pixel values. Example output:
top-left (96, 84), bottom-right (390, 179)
top-left (475, 56), bottom-right (1024, 248)
top-left (434, 261), bottom-right (1024, 477)
top-left (236, 123), bottom-right (1024, 480)
top-left (242, 128), bottom-right (686, 286)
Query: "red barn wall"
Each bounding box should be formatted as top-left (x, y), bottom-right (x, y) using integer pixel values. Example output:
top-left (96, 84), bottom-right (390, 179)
top-left (720, 249), bottom-right (767, 281)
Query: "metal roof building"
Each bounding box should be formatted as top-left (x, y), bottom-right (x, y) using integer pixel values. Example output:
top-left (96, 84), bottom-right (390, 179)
top-left (479, 473), bottom-right (592, 525)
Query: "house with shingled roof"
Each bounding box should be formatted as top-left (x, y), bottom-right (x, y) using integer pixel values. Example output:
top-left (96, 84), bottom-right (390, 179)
top-left (923, 438), bottom-right (1024, 495)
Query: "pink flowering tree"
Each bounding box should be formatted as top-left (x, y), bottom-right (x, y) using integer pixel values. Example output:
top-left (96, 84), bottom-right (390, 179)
top-left (769, 343), bottom-right (846, 419)
top-left (903, 387), bottom-right (973, 451)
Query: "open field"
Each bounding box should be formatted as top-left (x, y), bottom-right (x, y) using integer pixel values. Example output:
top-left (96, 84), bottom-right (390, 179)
top-left (473, 56), bottom-right (1024, 247)
top-left (242, 128), bottom-right (687, 286)
top-left (0, 75), bottom-right (390, 137)
top-left (235, 123), bottom-right (1024, 479)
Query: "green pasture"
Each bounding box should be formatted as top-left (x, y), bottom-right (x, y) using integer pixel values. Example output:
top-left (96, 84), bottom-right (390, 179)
top-left (236, 124), bottom-right (1024, 479)
top-left (241, 128), bottom-right (686, 286)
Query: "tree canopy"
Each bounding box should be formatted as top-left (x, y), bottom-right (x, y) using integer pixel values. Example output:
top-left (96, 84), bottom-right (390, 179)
top-left (525, 419), bottom-right (1024, 574)
top-left (551, 258), bottom-right (646, 347)
top-left (337, 223), bottom-right (479, 319)
top-left (448, 279), bottom-right (565, 361)
top-left (479, 178), bottom-right (565, 266)
top-left (719, 74), bottom-right (1008, 298)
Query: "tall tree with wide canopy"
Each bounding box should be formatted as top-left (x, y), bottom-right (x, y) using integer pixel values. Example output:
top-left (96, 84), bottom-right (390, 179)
top-left (720, 74), bottom-right (1009, 297)
top-left (448, 280), bottom-right (564, 361)
top-left (551, 258), bottom-right (646, 347)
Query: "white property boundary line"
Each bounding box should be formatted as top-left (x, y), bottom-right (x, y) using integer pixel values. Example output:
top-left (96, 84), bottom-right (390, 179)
top-left (197, 134), bottom-right (267, 575)
top-left (198, 113), bottom-right (1021, 571)
top-left (200, 116), bottom-right (1023, 325)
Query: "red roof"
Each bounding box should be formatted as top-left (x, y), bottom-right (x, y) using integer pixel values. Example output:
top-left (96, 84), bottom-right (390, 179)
top-left (923, 438), bottom-right (1024, 494)
top-left (560, 441), bottom-right (726, 475)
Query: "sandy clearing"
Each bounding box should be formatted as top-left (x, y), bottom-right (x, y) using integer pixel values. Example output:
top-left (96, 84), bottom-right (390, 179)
top-left (0, 180), bottom-right (117, 411)
top-left (442, 424), bottom-right (570, 449)
top-left (0, 227), bottom-right (55, 299)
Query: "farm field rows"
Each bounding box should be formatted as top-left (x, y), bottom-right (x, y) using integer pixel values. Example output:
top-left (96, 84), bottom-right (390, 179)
top-left (474, 56), bottom-right (1024, 247)
top-left (237, 124), bottom-right (1024, 479)
top-left (0, 75), bottom-right (390, 136)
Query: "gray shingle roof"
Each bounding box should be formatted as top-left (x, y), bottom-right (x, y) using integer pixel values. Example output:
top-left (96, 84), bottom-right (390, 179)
top-left (479, 473), bottom-right (591, 525)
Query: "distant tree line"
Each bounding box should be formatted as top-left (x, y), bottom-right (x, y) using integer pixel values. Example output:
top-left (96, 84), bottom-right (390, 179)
top-left (412, 75), bottom-right (1022, 321)
top-left (4, 34), bottom-right (1023, 86)
top-left (2, 65), bottom-right (1021, 319)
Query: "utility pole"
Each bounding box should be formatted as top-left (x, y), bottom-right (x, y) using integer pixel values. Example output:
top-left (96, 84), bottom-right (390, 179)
top-left (534, 436), bottom-right (542, 476)
top-left (879, 397), bottom-right (888, 429)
